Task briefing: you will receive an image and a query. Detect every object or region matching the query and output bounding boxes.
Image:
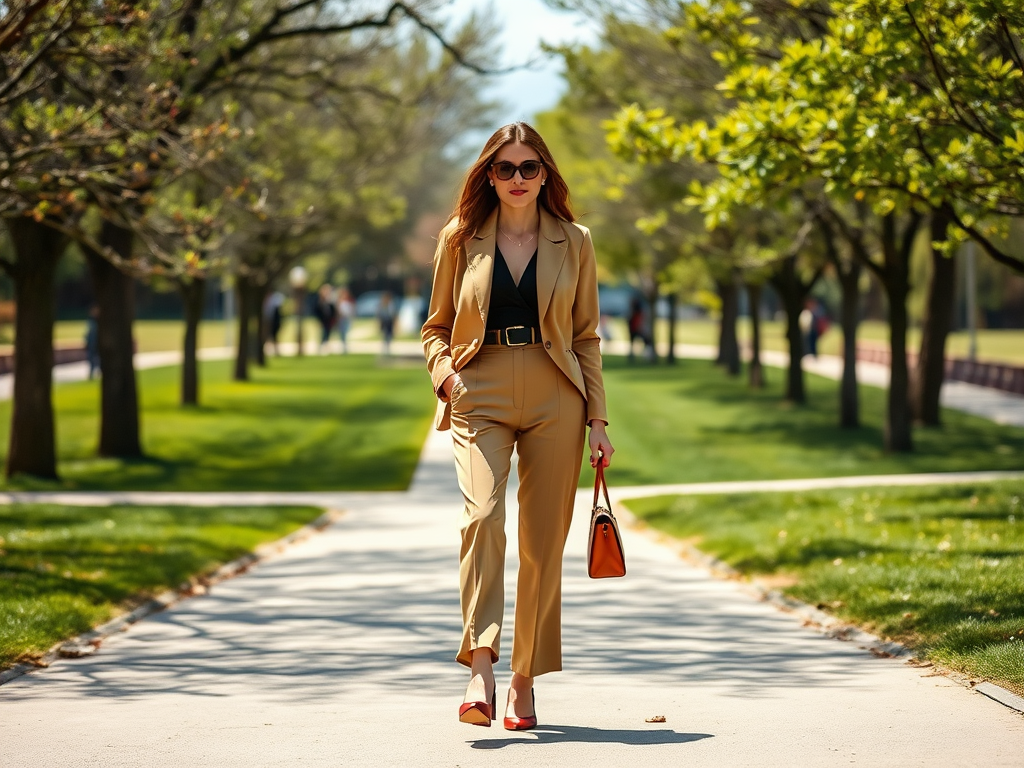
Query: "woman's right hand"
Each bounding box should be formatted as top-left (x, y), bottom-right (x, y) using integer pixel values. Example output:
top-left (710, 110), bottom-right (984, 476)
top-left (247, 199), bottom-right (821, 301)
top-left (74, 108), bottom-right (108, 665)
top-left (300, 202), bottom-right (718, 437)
top-left (441, 373), bottom-right (461, 401)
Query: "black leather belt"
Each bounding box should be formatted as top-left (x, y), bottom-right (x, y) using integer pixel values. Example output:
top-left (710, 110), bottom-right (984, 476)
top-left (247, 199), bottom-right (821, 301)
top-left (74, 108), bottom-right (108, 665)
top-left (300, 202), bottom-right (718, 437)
top-left (483, 326), bottom-right (542, 346)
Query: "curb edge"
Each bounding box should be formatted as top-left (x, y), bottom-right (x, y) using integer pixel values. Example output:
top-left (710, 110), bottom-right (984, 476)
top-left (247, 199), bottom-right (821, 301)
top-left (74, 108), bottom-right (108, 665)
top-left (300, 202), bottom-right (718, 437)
top-left (616, 501), bottom-right (1024, 717)
top-left (0, 507), bottom-right (344, 688)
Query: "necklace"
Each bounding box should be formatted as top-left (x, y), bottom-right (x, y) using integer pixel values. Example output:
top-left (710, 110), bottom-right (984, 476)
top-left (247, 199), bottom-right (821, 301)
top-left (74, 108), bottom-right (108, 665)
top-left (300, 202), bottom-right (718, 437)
top-left (498, 227), bottom-right (536, 248)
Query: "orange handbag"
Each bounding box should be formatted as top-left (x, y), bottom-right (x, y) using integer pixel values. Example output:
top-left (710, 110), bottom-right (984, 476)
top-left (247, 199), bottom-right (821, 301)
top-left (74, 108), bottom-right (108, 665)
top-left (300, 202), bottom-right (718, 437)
top-left (587, 461), bottom-right (626, 578)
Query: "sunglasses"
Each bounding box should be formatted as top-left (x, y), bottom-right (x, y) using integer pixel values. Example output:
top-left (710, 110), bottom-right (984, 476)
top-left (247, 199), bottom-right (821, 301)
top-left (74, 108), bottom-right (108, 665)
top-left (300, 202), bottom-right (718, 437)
top-left (491, 160), bottom-right (544, 181)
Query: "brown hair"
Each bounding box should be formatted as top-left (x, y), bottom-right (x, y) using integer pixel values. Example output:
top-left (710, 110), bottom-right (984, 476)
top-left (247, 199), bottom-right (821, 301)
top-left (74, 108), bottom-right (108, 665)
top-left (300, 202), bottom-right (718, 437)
top-left (443, 122), bottom-right (574, 253)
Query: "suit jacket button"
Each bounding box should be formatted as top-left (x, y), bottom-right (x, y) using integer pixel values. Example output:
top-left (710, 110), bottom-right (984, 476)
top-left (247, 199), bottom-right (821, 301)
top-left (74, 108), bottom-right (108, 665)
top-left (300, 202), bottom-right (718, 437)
top-left (544, 341), bottom-right (552, 349)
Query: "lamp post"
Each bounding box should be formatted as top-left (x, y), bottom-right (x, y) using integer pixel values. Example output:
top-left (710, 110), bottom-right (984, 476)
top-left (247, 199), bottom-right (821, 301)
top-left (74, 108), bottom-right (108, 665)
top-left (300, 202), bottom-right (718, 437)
top-left (964, 240), bottom-right (978, 362)
top-left (289, 265), bottom-right (308, 357)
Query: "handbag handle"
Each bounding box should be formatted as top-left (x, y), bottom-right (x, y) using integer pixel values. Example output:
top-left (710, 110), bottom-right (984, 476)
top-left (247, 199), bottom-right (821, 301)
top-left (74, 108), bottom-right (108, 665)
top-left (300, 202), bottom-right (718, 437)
top-left (593, 454), bottom-right (612, 511)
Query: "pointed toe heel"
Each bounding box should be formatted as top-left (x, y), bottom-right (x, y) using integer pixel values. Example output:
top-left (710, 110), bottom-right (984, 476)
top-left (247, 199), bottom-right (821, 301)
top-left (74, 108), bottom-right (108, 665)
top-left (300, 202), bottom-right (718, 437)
top-left (459, 691), bottom-right (496, 727)
top-left (503, 690), bottom-right (537, 731)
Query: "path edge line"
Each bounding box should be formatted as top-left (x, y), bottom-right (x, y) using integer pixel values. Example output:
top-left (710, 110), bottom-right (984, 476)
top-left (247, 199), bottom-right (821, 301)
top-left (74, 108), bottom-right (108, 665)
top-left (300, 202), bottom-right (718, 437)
top-left (616, 500), bottom-right (1024, 717)
top-left (0, 507), bottom-right (344, 688)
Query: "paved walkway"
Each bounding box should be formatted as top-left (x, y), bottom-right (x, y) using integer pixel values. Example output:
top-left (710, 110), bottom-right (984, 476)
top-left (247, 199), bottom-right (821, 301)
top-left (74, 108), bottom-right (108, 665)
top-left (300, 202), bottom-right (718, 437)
top-left (2, 429), bottom-right (1022, 767)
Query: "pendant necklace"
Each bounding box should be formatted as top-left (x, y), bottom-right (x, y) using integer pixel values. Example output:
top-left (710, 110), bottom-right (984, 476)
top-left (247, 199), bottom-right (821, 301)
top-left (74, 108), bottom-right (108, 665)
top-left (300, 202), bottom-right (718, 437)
top-left (498, 227), bottom-right (536, 248)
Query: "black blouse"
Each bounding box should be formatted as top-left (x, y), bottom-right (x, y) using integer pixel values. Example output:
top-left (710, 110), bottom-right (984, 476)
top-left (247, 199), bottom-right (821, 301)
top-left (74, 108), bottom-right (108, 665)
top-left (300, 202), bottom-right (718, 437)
top-left (486, 246), bottom-right (540, 331)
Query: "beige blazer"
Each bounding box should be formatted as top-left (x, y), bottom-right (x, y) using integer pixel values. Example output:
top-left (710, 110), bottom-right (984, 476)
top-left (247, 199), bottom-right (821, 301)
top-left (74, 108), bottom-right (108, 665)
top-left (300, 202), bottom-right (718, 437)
top-left (422, 206), bottom-right (608, 432)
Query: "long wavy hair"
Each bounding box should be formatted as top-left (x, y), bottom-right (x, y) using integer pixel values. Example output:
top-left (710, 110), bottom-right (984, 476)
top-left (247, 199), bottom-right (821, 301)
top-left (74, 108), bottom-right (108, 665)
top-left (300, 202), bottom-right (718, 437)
top-left (443, 122), bottom-right (574, 253)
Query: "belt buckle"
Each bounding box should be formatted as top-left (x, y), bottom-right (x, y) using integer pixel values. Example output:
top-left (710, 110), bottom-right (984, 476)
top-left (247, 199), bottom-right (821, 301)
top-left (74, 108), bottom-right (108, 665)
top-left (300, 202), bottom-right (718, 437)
top-left (504, 325), bottom-right (530, 346)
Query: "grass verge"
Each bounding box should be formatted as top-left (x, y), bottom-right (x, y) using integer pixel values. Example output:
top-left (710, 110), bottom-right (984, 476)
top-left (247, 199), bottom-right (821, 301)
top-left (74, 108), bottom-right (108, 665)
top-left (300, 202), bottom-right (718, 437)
top-left (595, 357), bottom-right (1024, 487)
top-left (624, 482), bottom-right (1024, 695)
top-left (0, 503), bottom-right (324, 670)
top-left (0, 355), bottom-right (435, 491)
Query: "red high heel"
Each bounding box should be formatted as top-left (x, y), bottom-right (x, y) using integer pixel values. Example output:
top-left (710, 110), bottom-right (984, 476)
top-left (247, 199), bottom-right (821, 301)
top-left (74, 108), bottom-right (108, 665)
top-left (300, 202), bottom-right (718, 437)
top-left (503, 689), bottom-right (537, 731)
top-left (458, 690), bottom-right (496, 727)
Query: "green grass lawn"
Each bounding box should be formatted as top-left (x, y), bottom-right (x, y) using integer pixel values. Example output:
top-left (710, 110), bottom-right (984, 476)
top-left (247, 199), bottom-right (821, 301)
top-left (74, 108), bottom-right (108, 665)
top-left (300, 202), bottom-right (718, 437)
top-left (0, 355), bottom-right (435, 491)
top-left (0, 503), bottom-right (324, 669)
top-left (623, 482), bottom-right (1024, 695)
top-left (594, 357), bottom-right (1024, 488)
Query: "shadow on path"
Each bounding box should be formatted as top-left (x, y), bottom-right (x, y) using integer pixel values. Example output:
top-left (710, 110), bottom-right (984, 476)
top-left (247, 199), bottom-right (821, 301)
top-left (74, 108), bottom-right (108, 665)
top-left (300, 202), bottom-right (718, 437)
top-left (469, 725), bottom-right (714, 749)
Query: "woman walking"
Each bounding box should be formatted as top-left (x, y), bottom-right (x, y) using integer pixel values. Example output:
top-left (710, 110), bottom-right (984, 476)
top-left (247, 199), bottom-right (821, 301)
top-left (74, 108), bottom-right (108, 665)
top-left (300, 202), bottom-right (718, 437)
top-left (422, 122), bottom-right (614, 730)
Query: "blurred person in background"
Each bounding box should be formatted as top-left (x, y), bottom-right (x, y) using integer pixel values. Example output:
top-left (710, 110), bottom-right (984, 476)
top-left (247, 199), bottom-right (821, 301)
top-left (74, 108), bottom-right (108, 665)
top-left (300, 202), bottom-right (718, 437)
top-left (378, 291), bottom-right (395, 356)
top-left (85, 305), bottom-right (100, 379)
top-left (336, 287), bottom-right (355, 353)
top-left (314, 284), bottom-right (338, 354)
top-left (264, 291), bottom-right (285, 356)
top-left (627, 297), bottom-right (645, 362)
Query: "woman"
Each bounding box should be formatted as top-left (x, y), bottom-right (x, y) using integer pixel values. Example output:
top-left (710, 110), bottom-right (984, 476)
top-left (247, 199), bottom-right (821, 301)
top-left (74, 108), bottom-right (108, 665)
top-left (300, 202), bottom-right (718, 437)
top-left (422, 122), bottom-right (614, 731)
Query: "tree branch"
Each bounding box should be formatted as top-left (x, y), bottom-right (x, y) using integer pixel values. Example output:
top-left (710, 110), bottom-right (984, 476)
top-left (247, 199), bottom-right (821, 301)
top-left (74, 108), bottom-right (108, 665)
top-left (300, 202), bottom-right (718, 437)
top-left (947, 210), bottom-right (1024, 275)
top-left (186, 1), bottom-right (507, 100)
top-left (903, 2), bottom-right (1001, 144)
top-left (0, 3), bottom-right (75, 102)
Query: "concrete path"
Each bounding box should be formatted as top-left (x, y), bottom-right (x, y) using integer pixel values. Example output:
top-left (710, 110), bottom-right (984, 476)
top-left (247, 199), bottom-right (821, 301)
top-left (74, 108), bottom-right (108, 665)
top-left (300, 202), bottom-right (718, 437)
top-left (2, 429), bottom-right (1022, 767)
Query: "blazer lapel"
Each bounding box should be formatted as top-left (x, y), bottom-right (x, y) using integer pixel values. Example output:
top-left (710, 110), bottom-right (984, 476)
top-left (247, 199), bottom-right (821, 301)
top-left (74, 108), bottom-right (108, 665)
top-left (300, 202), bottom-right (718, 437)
top-left (467, 209), bottom-right (498, 322)
top-left (536, 207), bottom-right (568, 321)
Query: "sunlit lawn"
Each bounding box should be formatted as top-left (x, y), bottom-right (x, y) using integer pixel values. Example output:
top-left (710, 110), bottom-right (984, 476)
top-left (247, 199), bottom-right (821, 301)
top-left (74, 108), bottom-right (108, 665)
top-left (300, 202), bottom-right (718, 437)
top-left (0, 503), bottom-right (323, 669)
top-left (593, 356), bottom-right (1024, 488)
top-left (625, 483), bottom-right (1024, 695)
top-left (0, 355), bottom-right (435, 491)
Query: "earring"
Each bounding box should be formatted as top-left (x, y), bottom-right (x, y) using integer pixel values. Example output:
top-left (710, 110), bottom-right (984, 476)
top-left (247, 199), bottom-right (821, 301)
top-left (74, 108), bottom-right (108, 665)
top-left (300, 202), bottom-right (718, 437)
top-left (490, 179), bottom-right (495, 186)
top-left (541, 179), bottom-right (546, 185)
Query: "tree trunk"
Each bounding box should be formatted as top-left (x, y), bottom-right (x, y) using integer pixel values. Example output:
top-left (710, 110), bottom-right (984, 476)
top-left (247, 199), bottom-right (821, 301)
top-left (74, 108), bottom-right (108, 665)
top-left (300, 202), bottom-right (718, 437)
top-left (86, 222), bottom-right (142, 458)
top-left (837, 259), bottom-right (862, 428)
top-left (770, 257), bottom-right (807, 404)
top-left (912, 204), bottom-right (957, 426)
top-left (716, 277), bottom-right (740, 375)
top-left (666, 292), bottom-right (677, 365)
top-left (180, 277), bottom-right (205, 406)
top-left (880, 213), bottom-right (919, 453)
top-left (234, 276), bottom-right (254, 381)
top-left (4, 217), bottom-right (65, 479)
top-left (821, 214), bottom-right (862, 429)
top-left (747, 282), bottom-right (764, 388)
top-left (255, 282), bottom-right (268, 367)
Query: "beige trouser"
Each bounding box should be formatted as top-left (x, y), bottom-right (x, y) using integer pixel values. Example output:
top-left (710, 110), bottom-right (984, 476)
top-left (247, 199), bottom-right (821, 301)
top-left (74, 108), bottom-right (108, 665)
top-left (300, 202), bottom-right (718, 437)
top-left (450, 342), bottom-right (586, 678)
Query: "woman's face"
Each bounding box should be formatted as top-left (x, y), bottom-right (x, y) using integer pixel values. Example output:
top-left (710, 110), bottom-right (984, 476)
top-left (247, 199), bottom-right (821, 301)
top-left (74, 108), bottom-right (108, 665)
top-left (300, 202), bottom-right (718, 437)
top-left (486, 142), bottom-right (547, 212)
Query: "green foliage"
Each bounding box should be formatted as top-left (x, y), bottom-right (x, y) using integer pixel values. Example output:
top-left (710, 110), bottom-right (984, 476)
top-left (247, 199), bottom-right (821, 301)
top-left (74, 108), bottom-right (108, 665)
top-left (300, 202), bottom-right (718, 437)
top-left (625, 482), bottom-right (1024, 695)
top-left (609, 0), bottom-right (1024, 272)
top-left (542, 13), bottom-right (726, 296)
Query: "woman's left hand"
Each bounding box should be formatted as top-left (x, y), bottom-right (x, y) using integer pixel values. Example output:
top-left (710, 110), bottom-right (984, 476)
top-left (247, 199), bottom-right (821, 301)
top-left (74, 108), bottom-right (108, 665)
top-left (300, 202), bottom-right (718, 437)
top-left (588, 421), bottom-right (614, 468)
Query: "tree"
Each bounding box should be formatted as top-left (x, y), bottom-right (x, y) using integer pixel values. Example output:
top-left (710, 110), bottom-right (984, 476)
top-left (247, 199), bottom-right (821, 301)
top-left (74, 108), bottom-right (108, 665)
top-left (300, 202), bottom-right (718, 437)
top-left (540, 12), bottom-right (725, 364)
top-left (0, 0), bottom-right (495, 476)
top-left (606, 0), bottom-right (1024, 448)
top-left (0, 1), bottom-right (190, 475)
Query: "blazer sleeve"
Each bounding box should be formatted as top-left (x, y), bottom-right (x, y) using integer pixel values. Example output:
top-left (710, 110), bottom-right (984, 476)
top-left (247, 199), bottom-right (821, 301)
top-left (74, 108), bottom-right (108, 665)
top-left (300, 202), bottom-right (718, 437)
top-left (570, 227), bottom-right (608, 425)
top-left (421, 234), bottom-right (457, 398)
